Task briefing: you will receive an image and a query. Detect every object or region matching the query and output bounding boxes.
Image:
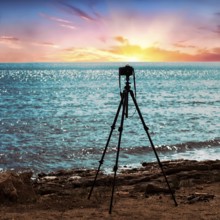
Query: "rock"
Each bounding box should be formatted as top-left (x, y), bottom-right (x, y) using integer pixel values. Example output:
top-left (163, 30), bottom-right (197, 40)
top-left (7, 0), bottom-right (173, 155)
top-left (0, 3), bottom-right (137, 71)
top-left (211, 162), bottom-right (220, 170)
top-left (24, 159), bottom-right (220, 204)
top-left (38, 172), bottom-right (47, 178)
top-left (42, 176), bottom-right (58, 181)
top-left (0, 171), bottom-right (36, 203)
top-left (68, 175), bottom-right (82, 181)
top-left (187, 192), bottom-right (214, 204)
top-left (145, 183), bottom-right (174, 196)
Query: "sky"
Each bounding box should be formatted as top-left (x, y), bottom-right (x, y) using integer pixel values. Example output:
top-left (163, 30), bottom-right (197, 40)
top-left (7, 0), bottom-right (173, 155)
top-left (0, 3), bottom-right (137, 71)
top-left (0, 0), bottom-right (220, 62)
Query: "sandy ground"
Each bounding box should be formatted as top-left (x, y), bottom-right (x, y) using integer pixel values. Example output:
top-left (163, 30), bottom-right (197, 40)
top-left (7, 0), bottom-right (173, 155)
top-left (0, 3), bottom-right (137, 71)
top-left (0, 159), bottom-right (219, 220)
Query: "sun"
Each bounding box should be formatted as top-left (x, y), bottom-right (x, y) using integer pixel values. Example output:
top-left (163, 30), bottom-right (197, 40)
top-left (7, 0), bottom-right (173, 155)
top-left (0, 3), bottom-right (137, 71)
top-left (119, 54), bottom-right (142, 62)
top-left (127, 56), bottom-right (140, 62)
top-left (119, 44), bottom-right (144, 62)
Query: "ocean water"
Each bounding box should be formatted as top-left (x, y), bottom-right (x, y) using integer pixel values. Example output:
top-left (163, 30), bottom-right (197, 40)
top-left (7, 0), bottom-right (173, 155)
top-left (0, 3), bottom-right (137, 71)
top-left (0, 62), bottom-right (220, 174)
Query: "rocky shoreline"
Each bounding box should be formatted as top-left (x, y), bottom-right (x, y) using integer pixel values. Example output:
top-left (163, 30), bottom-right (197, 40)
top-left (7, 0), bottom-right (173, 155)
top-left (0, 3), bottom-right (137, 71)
top-left (0, 159), bottom-right (220, 219)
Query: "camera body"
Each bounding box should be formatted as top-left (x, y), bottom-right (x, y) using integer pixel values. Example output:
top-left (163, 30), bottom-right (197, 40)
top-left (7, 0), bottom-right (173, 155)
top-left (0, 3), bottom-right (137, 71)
top-left (119, 65), bottom-right (134, 76)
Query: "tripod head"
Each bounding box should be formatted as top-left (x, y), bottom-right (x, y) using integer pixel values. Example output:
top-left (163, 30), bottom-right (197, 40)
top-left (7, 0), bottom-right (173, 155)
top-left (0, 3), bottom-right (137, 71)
top-left (118, 65), bottom-right (136, 96)
top-left (118, 65), bottom-right (137, 118)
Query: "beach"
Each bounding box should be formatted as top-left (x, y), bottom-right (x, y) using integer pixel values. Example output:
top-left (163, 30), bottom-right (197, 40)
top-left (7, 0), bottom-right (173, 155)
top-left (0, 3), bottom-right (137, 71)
top-left (1, 63), bottom-right (220, 219)
top-left (1, 0), bottom-right (220, 218)
top-left (0, 159), bottom-right (219, 219)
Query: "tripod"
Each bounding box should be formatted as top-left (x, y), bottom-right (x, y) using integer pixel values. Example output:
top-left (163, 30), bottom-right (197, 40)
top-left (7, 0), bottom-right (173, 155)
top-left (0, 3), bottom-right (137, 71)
top-left (88, 73), bottom-right (178, 214)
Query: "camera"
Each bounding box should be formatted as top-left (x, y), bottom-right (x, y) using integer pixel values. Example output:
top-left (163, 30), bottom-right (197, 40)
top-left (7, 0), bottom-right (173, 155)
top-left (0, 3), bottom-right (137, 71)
top-left (118, 65), bottom-right (136, 103)
top-left (119, 65), bottom-right (134, 76)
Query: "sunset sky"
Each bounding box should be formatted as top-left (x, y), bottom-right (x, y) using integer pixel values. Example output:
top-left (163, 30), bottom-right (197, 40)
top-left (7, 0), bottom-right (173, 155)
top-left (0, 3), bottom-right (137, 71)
top-left (0, 0), bottom-right (220, 62)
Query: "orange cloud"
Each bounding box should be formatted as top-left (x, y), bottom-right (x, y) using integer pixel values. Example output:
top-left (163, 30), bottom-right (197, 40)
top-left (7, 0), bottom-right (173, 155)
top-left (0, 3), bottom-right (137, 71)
top-left (53, 47), bottom-right (124, 62)
top-left (106, 37), bottom-right (220, 62)
top-left (1, 35), bottom-right (219, 62)
top-left (194, 48), bottom-right (220, 61)
top-left (114, 36), bottom-right (129, 44)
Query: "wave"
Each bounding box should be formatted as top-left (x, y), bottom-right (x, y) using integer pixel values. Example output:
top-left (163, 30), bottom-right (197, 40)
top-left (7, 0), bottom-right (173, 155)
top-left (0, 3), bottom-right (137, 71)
top-left (80, 138), bottom-right (220, 156)
top-left (1, 138), bottom-right (219, 174)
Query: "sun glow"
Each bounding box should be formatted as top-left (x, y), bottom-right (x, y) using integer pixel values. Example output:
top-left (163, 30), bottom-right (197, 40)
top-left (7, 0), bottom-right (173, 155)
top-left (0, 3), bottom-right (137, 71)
top-left (1, 1), bottom-right (220, 62)
top-left (126, 56), bottom-right (141, 62)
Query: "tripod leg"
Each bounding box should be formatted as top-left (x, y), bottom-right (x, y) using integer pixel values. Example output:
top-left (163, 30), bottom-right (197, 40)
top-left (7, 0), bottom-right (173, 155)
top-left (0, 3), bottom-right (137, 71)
top-left (88, 95), bottom-right (124, 200)
top-left (109, 91), bottom-right (127, 214)
top-left (125, 88), bottom-right (129, 118)
top-left (129, 90), bottom-right (178, 206)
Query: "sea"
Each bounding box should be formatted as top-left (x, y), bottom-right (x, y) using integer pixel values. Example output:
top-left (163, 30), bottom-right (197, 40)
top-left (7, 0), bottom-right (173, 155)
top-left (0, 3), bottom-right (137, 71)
top-left (0, 62), bottom-right (220, 174)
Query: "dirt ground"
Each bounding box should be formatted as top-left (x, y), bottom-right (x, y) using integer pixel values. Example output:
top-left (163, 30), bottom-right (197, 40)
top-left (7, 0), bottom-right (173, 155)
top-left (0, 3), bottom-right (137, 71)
top-left (0, 159), bottom-right (219, 220)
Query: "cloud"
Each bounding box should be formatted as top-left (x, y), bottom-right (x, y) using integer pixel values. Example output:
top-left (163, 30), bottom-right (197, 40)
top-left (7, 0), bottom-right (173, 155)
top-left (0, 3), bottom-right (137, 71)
top-left (59, 2), bottom-right (97, 22)
top-left (40, 13), bottom-right (76, 30)
top-left (102, 38), bottom-right (220, 62)
top-left (0, 36), bottom-right (19, 42)
top-left (49, 33), bottom-right (220, 61)
top-left (213, 25), bottom-right (220, 34)
top-left (0, 35), bottom-right (21, 49)
top-left (32, 41), bottom-right (60, 48)
top-left (194, 48), bottom-right (220, 61)
top-left (114, 36), bottom-right (129, 44)
top-left (99, 36), bottom-right (108, 43)
top-left (173, 41), bottom-right (197, 49)
top-left (1, 34), bottom-right (220, 62)
top-left (2, 35), bottom-right (60, 51)
top-left (54, 46), bottom-right (125, 62)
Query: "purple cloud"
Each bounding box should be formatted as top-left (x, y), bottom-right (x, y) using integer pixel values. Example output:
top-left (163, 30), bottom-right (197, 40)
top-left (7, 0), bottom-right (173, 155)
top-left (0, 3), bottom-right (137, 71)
top-left (214, 25), bottom-right (220, 34)
top-left (59, 2), bottom-right (97, 21)
top-left (0, 36), bottom-right (19, 42)
top-left (40, 13), bottom-right (76, 30)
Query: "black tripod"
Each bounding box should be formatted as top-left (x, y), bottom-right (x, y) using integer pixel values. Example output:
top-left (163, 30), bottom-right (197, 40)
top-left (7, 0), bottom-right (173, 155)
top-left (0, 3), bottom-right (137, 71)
top-left (88, 71), bottom-right (178, 214)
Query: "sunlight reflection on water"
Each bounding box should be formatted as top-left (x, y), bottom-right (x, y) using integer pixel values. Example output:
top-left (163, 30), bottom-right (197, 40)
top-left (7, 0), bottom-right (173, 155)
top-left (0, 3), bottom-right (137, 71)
top-left (0, 62), bottom-right (220, 173)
